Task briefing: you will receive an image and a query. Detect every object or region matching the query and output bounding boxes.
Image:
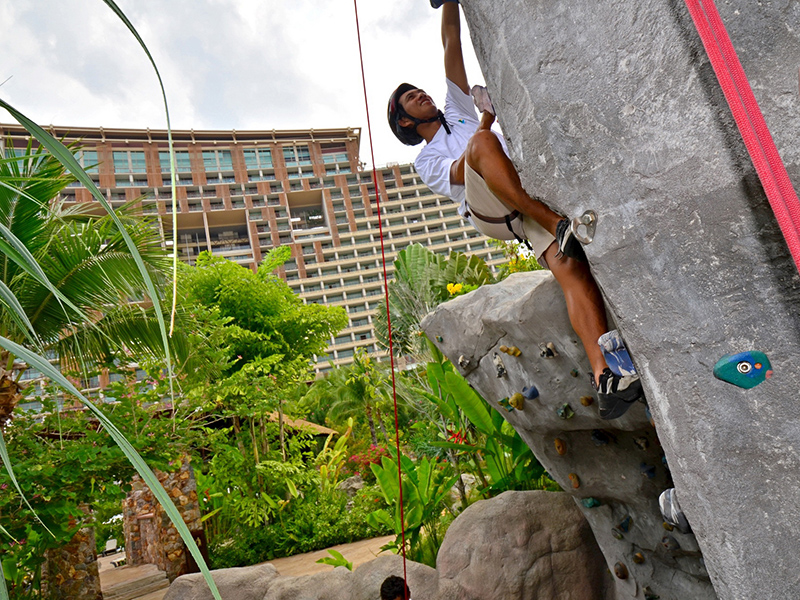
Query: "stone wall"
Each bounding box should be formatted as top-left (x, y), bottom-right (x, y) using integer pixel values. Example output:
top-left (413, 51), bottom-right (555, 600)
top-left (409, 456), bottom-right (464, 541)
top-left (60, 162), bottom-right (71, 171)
top-left (41, 504), bottom-right (102, 600)
top-left (440, 2), bottom-right (800, 597)
top-left (122, 456), bottom-right (203, 582)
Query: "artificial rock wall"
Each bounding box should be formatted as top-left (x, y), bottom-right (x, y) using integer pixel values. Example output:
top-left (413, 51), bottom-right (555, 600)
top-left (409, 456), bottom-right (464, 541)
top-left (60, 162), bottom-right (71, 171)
top-left (455, 1), bottom-right (800, 598)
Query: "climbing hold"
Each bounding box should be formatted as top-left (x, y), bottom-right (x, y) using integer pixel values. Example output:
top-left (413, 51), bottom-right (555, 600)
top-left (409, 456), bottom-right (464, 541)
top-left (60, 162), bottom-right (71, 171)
top-left (503, 346), bottom-right (521, 356)
top-left (557, 403), bottom-right (575, 420)
top-left (591, 429), bottom-right (611, 446)
top-left (662, 521), bottom-right (674, 532)
top-left (617, 515), bottom-right (633, 533)
top-left (661, 535), bottom-right (680, 551)
top-left (614, 562), bottom-right (629, 580)
top-left (598, 329), bottom-right (637, 376)
top-left (640, 463), bottom-right (656, 479)
top-left (458, 355), bottom-right (470, 369)
top-left (554, 438), bottom-right (567, 455)
top-left (643, 587), bottom-right (660, 600)
top-left (493, 353), bottom-right (507, 378)
top-left (633, 552), bottom-right (645, 564)
top-left (499, 345), bottom-right (509, 353)
top-left (634, 436), bottom-right (649, 451)
top-left (509, 392), bottom-right (525, 410)
top-left (498, 397), bottom-right (514, 412)
top-left (580, 395), bottom-right (594, 407)
top-left (570, 368), bottom-right (579, 378)
top-left (568, 473), bottom-right (580, 489)
top-left (522, 385), bottom-right (539, 399)
top-left (571, 209), bottom-right (597, 244)
top-left (539, 342), bottom-right (558, 358)
top-left (436, 335), bottom-right (443, 342)
top-left (713, 351), bottom-right (773, 389)
top-left (611, 527), bottom-right (624, 540)
top-left (581, 497), bottom-right (601, 508)
top-left (661, 456), bottom-right (670, 472)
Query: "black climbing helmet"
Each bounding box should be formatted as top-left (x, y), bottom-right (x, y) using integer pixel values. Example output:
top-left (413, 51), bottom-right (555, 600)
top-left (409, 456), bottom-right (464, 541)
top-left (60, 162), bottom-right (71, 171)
top-left (387, 82), bottom-right (451, 146)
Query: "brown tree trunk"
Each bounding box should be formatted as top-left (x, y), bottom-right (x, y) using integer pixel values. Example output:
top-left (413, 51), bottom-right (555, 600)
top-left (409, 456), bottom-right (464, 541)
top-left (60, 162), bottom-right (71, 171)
top-left (364, 402), bottom-right (378, 447)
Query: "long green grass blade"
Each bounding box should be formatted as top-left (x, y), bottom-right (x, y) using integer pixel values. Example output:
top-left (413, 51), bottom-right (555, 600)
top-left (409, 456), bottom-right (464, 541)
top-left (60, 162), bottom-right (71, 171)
top-left (0, 428), bottom-right (54, 538)
top-left (0, 100), bottom-right (175, 401)
top-left (100, 0), bottom-right (179, 336)
top-left (0, 279), bottom-right (38, 345)
top-left (0, 559), bottom-right (7, 600)
top-left (0, 337), bottom-right (221, 600)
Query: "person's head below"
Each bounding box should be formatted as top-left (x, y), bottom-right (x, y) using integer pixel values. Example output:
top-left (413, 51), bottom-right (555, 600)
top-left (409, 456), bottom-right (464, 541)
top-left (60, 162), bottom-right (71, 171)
top-left (380, 575), bottom-right (411, 600)
top-left (387, 83), bottom-right (442, 146)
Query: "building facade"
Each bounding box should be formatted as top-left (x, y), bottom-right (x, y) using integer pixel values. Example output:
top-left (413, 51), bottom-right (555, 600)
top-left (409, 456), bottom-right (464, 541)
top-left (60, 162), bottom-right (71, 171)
top-left (0, 123), bottom-right (501, 374)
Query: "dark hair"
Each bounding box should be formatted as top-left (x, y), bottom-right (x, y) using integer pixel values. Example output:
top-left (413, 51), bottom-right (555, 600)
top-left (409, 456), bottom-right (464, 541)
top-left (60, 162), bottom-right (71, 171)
top-left (380, 575), bottom-right (410, 600)
top-left (387, 83), bottom-right (425, 146)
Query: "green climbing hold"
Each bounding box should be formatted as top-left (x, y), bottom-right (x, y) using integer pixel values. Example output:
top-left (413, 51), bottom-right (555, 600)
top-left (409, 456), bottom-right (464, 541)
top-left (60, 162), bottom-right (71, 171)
top-left (436, 335), bottom-right (443, 342)
top-left (581, 497), bottom-right (601, 508)
top-left (570, 368), bottom-right (579, 377)
top-left (611, 527), bottom-right (624, 540)
top-left (713, 350), bottom-right (772, 389)
top-left (556, 403), bottom-right (575, 419)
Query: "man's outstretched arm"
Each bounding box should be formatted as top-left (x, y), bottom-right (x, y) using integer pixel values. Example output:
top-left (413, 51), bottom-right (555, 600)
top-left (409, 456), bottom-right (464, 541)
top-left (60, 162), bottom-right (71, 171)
top-left (442, 2), bottom-right (469, 94)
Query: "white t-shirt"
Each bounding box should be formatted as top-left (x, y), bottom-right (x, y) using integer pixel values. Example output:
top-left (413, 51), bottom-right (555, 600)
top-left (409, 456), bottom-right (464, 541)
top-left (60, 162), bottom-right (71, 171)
top-left (414, 79), bottom-right (508, 217)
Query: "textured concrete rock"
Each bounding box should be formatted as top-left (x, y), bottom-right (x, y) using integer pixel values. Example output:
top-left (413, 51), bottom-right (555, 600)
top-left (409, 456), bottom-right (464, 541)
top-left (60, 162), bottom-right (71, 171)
top-left (336, 474), bottom-right (364, 497)
top-left (455, 1), bottom-right (800, 598)
top-left (163, 563), bottom-right (280, 600)
top-left (438, 490), bottom-right (611, 600)
top-left (422, 273), bottom-right (715, 600)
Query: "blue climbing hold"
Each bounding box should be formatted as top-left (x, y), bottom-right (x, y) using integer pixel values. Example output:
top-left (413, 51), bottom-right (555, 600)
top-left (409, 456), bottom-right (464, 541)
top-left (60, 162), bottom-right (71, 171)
top-left (713, 351), bottom-right (773, 389)
top-left (591, 429), bottom-right (611, 446)
top-left (522, 385), bottom-right (539, 400)
top-left (598, 329), bottom-right (637, 377)
top-left (640, 462), bottom-right (656, 479)
top-left (581, 497), bottom-right (601, 508)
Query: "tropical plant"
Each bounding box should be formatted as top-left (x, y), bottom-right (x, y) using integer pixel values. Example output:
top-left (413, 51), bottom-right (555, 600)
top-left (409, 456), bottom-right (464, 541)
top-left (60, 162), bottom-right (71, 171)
top-left (315, 549), bottom-right (353, 571)
top-left (373, 243), bottom-right (496, 359)
top-left (367, 454), bottom-right (458, 567)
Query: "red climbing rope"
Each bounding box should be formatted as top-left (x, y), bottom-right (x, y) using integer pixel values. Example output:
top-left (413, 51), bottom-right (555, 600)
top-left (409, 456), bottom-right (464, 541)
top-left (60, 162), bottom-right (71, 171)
top-left (683, 0), bottom-right (800, 274)
top-left (351, 0), bottom-right (409, 593)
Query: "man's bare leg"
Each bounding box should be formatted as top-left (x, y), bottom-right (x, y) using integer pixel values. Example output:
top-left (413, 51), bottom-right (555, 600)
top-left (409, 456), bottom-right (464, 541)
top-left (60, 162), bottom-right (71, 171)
top-left (465, 127), bottom-right (609, 380)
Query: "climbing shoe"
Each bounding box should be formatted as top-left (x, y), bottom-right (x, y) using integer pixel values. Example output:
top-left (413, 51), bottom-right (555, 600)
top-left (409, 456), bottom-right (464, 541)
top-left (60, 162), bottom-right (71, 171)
top-left (659, 488), bottom-right (691, 534)
top-left (592, 368), bottom-right (643, 420)
top-left (430, 0), bottom-right (458, 7)
top-left (555, 218), bottom-right (587, 262)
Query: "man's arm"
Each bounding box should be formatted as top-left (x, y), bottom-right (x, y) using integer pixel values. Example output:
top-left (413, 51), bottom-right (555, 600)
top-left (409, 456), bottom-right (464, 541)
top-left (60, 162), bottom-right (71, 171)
top-left (449, 112), bottom-right (495, 185)
top-left (442, 2), bottom-right (469, 94)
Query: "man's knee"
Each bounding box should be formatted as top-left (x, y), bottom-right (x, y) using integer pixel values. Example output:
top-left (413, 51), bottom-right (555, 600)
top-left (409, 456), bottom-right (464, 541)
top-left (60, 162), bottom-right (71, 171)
top-left (466, 129), bottom-right (505, 169)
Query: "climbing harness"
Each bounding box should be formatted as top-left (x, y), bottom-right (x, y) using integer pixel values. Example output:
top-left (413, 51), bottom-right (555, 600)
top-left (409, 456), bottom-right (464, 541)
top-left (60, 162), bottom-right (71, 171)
top-left (353, 1), bottom-right (408, 594)
top-left (464, 204), bottom-right (531, 250)
top-left (683, 0), bottom-right (800, 275)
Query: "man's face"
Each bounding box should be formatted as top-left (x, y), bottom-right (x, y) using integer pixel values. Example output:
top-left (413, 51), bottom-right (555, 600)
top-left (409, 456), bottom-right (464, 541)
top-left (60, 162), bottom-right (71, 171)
top-left (399, 88), bottom-right (438, 121)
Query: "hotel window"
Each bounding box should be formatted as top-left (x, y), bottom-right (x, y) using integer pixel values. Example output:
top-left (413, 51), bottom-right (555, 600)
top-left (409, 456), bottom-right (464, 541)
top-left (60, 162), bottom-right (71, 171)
top-left (203, 150), bottom-right (233, 172)
top-left (76, 150), bottom-right (99, 174)
top-left (114, 150), bottom-right (146, 174)
top-left (243, 148), bottom-right (273, 169)
top-left (159, 150), bottom-right (192, 173)
top-left (283, 145), bottom-right (311, 167)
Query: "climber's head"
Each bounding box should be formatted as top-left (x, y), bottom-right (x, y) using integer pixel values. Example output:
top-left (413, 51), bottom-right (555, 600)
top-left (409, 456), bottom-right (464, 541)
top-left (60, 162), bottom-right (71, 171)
top-left (380, 575), bottom-right (411, 600)
top-left (388, 83), bottom-right (439, 146)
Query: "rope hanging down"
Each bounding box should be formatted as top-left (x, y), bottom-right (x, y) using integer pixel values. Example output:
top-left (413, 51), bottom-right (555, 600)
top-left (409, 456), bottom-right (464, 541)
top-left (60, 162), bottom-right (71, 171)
top-left (684, 0), bottom-right (800, 274)
top-left (351, 0), bottom-right (409, 592)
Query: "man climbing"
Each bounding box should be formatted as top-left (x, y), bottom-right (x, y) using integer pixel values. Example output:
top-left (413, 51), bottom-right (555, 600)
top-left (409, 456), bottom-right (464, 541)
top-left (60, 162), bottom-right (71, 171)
top-left (380, 575), bottom-right (411, 600)
top-left (387, 0), bottom-right (642, 418)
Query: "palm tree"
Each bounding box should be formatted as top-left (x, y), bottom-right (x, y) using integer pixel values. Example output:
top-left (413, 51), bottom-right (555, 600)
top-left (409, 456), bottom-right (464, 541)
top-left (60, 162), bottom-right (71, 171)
top-left (305, 350), bottom-right (390, 446)
top-left (0, 142), bottom-right (175, 421)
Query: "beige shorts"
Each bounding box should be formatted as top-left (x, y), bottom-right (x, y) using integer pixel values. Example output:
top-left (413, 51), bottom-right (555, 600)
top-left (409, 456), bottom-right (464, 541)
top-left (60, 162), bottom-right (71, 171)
top-left (464, 162), bottom-right (555, 268)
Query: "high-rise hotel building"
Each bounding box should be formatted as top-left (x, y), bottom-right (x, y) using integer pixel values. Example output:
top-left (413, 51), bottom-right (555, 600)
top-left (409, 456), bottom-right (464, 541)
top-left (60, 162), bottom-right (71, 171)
top-left (0, 123), bottom-right (501, 374)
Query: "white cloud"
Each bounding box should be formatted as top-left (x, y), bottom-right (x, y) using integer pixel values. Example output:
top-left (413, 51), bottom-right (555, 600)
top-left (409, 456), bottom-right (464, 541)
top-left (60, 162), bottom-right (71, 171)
top-left (0, 0), bottom-right (486, 168)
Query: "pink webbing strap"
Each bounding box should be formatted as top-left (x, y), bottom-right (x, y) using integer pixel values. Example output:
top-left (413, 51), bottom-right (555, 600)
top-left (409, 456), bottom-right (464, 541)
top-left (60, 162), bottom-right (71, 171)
top-left (683, 0), bottom-right (800, 273)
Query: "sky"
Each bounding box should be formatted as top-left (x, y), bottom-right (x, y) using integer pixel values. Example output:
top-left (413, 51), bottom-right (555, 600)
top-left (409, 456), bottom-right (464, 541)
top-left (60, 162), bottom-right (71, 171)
top-left (0, 0), bottom-right (486, 169)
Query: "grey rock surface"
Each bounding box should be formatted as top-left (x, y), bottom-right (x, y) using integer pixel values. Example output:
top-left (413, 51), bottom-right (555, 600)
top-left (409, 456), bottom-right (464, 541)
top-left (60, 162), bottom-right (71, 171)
top-left (454, 1), bottom-right (800, 598)
top-left (163, 563), bottom-right (280, 600)
top-left (423, 273), bottom-right (714, 600)
top-left (438, 490), bottom-right (612, 600)
top-left (163, 491), bottom-right (606, 600)
top-left (336, 474), bottom-right (364, 497)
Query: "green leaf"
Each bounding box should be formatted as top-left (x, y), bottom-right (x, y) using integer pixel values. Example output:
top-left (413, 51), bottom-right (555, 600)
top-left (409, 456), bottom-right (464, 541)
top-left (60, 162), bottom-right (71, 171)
top-left (444, 372), bottom-right (494, 435)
